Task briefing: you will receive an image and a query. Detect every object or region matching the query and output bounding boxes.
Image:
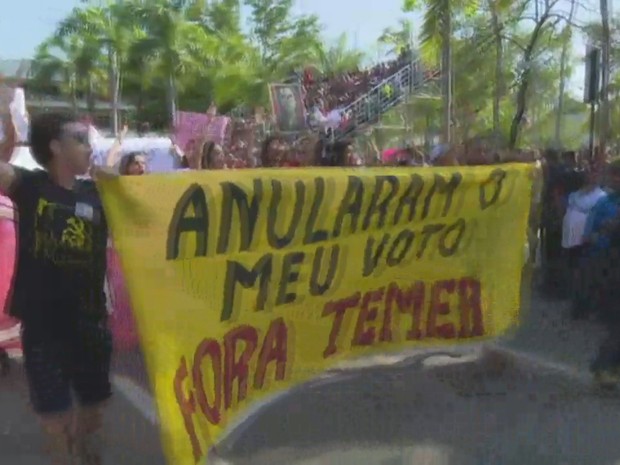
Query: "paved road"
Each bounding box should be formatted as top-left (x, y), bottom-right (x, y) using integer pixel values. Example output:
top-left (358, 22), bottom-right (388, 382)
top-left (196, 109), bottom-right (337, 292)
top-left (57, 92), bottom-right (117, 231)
top-left (0, 354), bottom-right (166, 465)
top-left (2, 292), bottom-right (619, 465)
top-left (211, 345), bottom-right (620, 465)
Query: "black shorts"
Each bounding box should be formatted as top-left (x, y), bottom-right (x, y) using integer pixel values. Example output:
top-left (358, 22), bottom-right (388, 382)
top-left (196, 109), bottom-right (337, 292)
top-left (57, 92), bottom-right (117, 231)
top-left (21, 320), bottom-right (113, 415)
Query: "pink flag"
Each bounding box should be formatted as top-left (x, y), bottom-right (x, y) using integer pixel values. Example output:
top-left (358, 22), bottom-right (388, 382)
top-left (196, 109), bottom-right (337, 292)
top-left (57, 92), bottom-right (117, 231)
top-left (175, 111), bottom-right (230, 152)
top-left (106, 246), bottom-right (139, 351)
top-left (0, 195), bottom-right (20, 356)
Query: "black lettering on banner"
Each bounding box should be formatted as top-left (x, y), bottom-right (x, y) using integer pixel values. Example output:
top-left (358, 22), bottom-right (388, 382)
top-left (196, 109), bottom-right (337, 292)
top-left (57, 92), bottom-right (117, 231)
top-left (438, 218), bottom-right (467, 257)
top-left (166, 184), bottom-right (209, 260)
top-left (362, 176), bottom-right (399, 230)
top-left (421, 173), bottom-right (462, 220)
top-left (393, 174), bottom-right (424, 225)
top-left (416, 224), bottom-right (444, 259)
top-left (386, 229), bottom-right (415, 266)
top-left (267, 180), bottom-right (305, 249)
top-left (363, 233), bottom-right (391, 277)
top-left (217, 179), bottom-right (263, 254)
top-left (276, 252), bottom-right (305, 306)
top-left (303, 177), bottom-right (329, 245)
top-left (310, 245), bottom-right (340, 296)
top-left (333, 176), bottom-right (364, 238)
top-left (221, 254), bottom-right (272, 322)
top-left (479, 168), bottom-right (507, 210)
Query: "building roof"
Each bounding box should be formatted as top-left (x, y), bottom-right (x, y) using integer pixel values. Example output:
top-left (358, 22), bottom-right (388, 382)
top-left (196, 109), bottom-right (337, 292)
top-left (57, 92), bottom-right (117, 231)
top-left (27, 98), bottom-right (136, 111)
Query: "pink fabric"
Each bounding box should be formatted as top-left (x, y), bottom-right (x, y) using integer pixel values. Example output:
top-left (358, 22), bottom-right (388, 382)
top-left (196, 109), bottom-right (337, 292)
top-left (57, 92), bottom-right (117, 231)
top-left (382, 148), bottom-right (399, 162)
top-left (0, 195), bottom-right (20, 355)
top-left (106, 247), bottom-right (139, 351)
top-left (175, 111), bottom-right (230, 153)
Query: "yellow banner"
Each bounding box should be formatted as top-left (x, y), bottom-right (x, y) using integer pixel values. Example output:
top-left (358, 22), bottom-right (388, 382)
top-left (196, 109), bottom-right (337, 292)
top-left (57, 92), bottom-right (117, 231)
top-left (97, 164), bottom-right (534, 465)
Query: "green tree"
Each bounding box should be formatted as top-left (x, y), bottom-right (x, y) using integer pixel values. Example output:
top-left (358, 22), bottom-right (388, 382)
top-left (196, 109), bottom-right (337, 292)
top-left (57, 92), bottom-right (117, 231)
top-left (309, 33), bottom-right (366, 76)
top-left (129, 0), bottom-right (219, 125)
top-left (55, 2), bottom-right (139, 133)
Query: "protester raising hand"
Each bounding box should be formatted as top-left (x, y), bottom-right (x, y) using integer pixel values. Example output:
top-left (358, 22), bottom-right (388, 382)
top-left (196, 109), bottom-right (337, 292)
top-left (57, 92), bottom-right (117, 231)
top-left (104, 124), bottom-right (129, 169)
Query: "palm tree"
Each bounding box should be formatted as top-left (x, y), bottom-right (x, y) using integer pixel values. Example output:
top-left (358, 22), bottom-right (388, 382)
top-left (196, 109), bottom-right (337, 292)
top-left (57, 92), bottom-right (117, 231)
top-left (404, 0), bottom-right (479, 143)
top-left (378, 18), bottom-right (415, 56)
top-left (129, 1), bottom-right (219, 126)
top-left (308, 33), bottom-right (366, 76)
top-left (30, 34), bottom-right (105, 115)
top-left (55, 3), bottom-right (139, 134)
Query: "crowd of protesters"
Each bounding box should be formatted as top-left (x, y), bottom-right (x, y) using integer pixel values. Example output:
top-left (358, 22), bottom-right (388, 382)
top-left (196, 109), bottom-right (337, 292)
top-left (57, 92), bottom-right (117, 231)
top-left (4, 92), bottom-right (620, 465)
top-left (302, 58), bottom-right (404, 113)
top-left (113, 128), bottom-right (620, 391)
top-left (539, 148), bottom-right (620, 386)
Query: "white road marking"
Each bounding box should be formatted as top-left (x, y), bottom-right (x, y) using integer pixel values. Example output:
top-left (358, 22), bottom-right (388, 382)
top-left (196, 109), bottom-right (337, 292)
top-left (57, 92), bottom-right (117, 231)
top-left (111, 375), bottom-right (159, 425)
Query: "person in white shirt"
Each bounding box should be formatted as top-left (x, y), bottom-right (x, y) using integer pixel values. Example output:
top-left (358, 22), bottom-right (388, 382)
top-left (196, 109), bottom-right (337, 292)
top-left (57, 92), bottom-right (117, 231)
top-left (562, 169), bottom-right (606, 318)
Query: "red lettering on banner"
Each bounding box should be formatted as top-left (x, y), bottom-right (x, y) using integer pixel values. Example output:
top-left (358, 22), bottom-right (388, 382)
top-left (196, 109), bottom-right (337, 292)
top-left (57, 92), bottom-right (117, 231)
top-left (174, 318), bottom-right (289, 460)
top-left (458, 278), bottom-right (484, 337)
top-left (385, 281), bottom-right (425, 340)
top-left (321, 278), bottom-right (485, 357)
top-left (173, 357), bottom-right (201, 462)
top-left (224, 325), bottom-right (258, 409)
top-left (193, 339), bottom-right (223, 425)
top-left (351, 287), bottom-right (385, 346)
top-left (427, 279), bottom-right (457, 339)
top-left (254, 317), bottom-right (288, 389)
top-left (321, 293), bottom-right (360, 358)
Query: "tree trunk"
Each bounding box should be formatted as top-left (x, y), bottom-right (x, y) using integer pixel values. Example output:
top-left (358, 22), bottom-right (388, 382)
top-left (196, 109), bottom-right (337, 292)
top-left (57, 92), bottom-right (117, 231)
top-left (108, 48), bottom-right (120, 135)
top-left (167, 73), bottom-right (178, 129)
top-left (554, 41), bottom-right (569, 145)
top-left (70, 77), bottom-right (78, 117)
top-left (509, 11), bottom-right (549, 148)
top-left (440, 6), bottom-right (452, 144)
top-left (489, 0), bottom-right (503, 138)
top-left (554, 0), bottom-right (577, 146)
top-left (86, 77), bottom-right (95, 116)
top-left (599, 0), bottom-right (611, 155)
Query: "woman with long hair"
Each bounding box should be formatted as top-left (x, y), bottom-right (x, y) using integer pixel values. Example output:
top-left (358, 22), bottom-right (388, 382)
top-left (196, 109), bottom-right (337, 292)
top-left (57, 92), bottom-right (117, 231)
top-left (119, 152), bottom-right (147, 176)
top-left (261, 135), bottom-right (290, 167)
top-left (181, 139), bottom-right (226, 170)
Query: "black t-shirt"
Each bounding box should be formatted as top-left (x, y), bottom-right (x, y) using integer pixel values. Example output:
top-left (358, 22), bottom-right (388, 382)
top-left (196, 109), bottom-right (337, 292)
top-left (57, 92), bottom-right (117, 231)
top-left (8, 169), bottom-right (108, 330)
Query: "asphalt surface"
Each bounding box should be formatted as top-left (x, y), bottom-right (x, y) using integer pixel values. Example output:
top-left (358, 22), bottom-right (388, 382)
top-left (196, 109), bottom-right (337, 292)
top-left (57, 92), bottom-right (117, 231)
top-left (0, 352), bottom-right (166, 465)
top-left (2, 291), bottom-right (620, 465)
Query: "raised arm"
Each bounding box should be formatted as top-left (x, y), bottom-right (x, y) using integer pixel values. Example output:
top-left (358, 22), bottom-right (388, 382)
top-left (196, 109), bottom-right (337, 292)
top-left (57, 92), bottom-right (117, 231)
top-left (104, 124), bottom-right (128, 168)
top-left (90, 125), bottom-right (128, 180)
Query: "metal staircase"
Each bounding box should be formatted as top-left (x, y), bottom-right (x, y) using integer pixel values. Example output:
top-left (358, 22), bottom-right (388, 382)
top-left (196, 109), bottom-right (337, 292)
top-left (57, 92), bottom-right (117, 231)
top-left (226, 60), bottom-right (441, 138)
top-left (331, 61), bottom-right (440, 140)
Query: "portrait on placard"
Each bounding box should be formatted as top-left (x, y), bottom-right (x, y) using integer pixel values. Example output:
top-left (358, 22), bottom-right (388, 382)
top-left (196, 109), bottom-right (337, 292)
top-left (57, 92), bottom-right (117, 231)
top-left (269, 84), bottom-right (306, 133)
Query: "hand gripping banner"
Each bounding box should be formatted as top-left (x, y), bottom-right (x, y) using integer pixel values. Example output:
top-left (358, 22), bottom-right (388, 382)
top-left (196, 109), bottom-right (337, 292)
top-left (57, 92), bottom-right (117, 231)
top-left (97, 164), bottom-right (534, 465)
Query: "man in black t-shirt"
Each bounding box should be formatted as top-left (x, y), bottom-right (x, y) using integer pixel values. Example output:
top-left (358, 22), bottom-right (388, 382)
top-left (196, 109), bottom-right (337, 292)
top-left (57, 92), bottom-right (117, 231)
top-left (0, 112), bottom-right (117, 465)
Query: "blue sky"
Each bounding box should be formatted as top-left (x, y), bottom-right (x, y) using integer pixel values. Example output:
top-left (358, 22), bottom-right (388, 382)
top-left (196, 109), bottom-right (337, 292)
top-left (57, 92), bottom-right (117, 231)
top-left (0, 0), bottom-right (609, 94)
top-left (0, 0), bottom-right (410, 59)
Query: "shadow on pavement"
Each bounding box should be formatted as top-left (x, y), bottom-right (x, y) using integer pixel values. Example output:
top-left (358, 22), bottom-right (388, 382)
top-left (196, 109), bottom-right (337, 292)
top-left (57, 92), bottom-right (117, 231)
top-left (211, 347), bottom-right (620, 465)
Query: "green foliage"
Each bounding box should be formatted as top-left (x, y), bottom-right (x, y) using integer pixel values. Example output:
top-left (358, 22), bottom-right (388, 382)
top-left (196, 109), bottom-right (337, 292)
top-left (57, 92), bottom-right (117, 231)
top-left (31, 0), bottom-right (365, 125)
top-left (32, 0), bottom-right (617, 151)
